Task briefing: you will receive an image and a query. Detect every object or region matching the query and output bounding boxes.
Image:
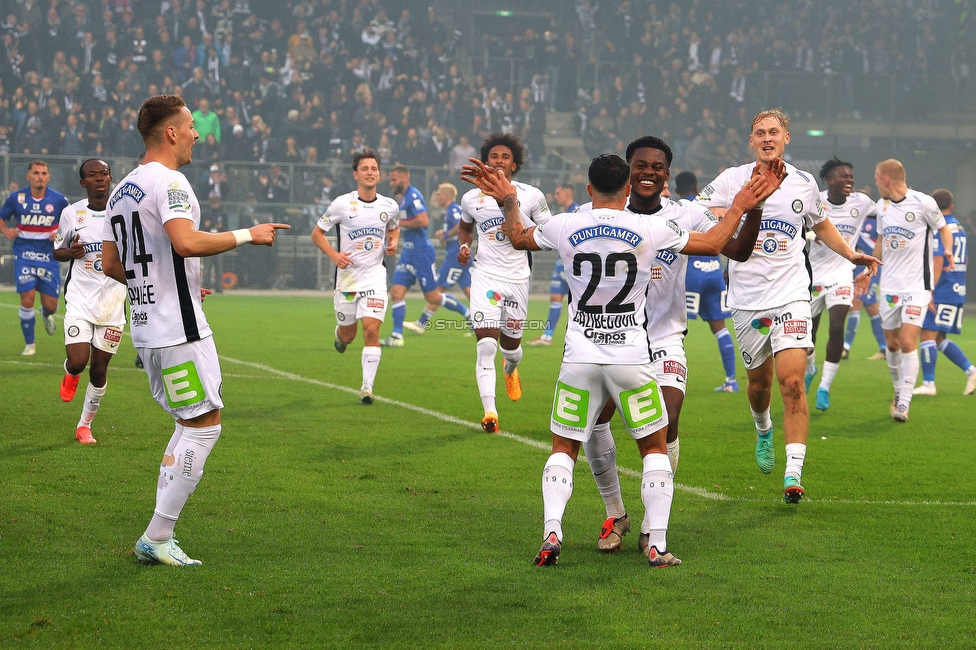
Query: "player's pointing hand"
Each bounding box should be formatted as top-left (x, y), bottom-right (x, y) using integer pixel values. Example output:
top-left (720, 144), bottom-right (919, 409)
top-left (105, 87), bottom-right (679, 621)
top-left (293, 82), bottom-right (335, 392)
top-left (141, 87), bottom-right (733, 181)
top-left (250, 222), bottom-right (290, 246)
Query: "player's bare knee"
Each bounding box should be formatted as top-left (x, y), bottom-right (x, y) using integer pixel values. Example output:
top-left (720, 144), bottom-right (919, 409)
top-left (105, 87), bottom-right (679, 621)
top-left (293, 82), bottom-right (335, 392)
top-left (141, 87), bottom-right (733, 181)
top-left (779, 375), bottom-right (805, 400)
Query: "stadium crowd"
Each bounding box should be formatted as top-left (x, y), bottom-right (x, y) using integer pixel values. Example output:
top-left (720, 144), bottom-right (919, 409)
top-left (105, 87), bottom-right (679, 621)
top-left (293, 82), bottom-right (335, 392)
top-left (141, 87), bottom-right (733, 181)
top-left (2, 0), bottom-right (976, 198)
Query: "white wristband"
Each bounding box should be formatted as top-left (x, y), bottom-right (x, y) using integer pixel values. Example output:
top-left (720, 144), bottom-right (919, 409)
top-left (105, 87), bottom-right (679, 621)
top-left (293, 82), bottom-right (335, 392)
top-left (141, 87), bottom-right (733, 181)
top-left (459, 243), bottom-right (470, 251)
top-left (232, 228), bottom-right (252, 247)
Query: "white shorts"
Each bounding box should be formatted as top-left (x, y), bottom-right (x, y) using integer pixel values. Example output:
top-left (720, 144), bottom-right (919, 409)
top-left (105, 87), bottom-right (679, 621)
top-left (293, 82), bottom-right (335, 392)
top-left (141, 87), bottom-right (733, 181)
top-left (550, 362), bottom-right (668, 442)
top-left (810, 281), bottom-right (854, 318)
top-left (139, 336), bottom-right (224, 420)
top-left (878, 290), bottom-right (930, 330)
top-left (63, 311), bottom-right (124, 354)
top-left (334, 287), bottom-right (388, 324)
top-left (733, 301), bottom-right (813, 370)
top-left (650, 335), bottom-right (687, 394)
top-left (469, 270), bottom-right (529, 338)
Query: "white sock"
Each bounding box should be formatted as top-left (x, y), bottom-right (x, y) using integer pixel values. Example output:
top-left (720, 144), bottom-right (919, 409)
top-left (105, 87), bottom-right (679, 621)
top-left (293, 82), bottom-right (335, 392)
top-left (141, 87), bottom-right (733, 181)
top-left (751, 407), bottom-right (772, 432)
top-left (361, 346), bottom-right (381, 391)
top-left (476, 338), bottom-right (498, 413)
top-left (501, 344), bottom-right (523, 375)
top-left (666, 437), bottom-right (680, 474)
top-left (886, 348), bottom-right (902, 396)
top-left (900, 349), bottom-right (919, 407)
top-left (785, 442), bottom-right (806, 480)
top-left (542, 452), bottom-right (575, 542)
top-left (146, 424), bottom-right (221, 541)
top-left (805, 348), bottom-right (816, 373)
top-left (640, 453), bottom-right (673, 551)
top-left (819, 361), bottom-right (840, 391)
top-left (78, 382), bottom-right (106, 428)
top-left (583, 422), bottom-right (625, 518)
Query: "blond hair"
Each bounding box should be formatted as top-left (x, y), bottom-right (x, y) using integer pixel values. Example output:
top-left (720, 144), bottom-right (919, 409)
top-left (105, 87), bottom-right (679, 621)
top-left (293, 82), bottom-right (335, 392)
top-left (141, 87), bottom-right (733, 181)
top-left (876, 159), bottom-right (906, 184)
top-left (437, 182), bottom-right (458, 202)
top-left (751, 108), bottom-right (790, 130)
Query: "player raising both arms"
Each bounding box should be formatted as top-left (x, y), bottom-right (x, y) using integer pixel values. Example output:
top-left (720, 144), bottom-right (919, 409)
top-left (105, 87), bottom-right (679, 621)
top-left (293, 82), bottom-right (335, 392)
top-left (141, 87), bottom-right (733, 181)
top-left (53, 159), bottom-right (127, 444)
top-left (696, 109), bottom-right (879, 503)
top-left (102, 94), bottom-right (289, 566)
top-left (463, 152), bottom-right (783, 567)
top-left (804, 158), bottom-right (876, 411)
top-left (312, 149), bottom-right (400, 404)
top-left (457, 133), bottom-right (550, 432)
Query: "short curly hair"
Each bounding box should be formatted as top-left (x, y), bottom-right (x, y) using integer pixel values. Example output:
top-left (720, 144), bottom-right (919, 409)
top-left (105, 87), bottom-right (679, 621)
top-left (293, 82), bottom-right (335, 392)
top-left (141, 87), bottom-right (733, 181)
top-left (480, 133), bottom-right (525, 175)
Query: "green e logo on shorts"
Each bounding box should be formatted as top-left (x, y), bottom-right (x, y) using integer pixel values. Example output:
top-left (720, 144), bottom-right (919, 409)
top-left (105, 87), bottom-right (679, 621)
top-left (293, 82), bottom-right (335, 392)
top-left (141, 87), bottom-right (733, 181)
top-left (162, 360), bottom-right (205, 409)
top-left (619, 381), bottom-right (663, 429)
top-left (552, 381), bottom-right (590, 428)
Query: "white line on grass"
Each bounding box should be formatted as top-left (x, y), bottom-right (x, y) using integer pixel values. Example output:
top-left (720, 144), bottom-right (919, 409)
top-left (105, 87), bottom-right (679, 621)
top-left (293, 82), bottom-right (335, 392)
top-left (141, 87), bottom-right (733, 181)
top-left (9, 356), bottom-right (974, 507)
top-left (219, 356), bottom-right (976, 508)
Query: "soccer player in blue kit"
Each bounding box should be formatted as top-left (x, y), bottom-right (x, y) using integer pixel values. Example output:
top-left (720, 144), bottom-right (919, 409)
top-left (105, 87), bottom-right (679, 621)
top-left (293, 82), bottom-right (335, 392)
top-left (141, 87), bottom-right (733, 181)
top-left (404, 182), bottom-right (473, 333)
top-left (0, 160), bottom-right (70, 356)
top-left (381, 164), bottom-right (470, 346)
top-left (913, 189), bottom-right (976, 396)
top-left (843, 212), bottom-right (888, 361)
top-left (677, 171), bottom-right (739, 392)
top-left (528, 183), bottom-right (579, 346)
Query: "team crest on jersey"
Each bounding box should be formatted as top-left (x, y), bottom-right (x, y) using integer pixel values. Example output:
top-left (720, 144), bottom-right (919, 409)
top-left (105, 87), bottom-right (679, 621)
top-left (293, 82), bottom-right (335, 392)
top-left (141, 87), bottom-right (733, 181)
top-left (17, 193), bottom-right (25, 204)
top-left (905, 212), bottom-right (915, 222)
top-left (76, 210), bottom-right (87, 225)
top-left (380, 212), bottom-right (389, 222)
top-left (792, 199), bottom-right (803, 213)
top-left (851, 208), bottom-right (859, 218)
top-left (45, 203), bottom-right (55, 213)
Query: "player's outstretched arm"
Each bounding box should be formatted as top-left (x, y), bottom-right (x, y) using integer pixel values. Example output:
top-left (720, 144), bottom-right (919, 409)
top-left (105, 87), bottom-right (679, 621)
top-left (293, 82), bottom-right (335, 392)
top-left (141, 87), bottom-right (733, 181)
top-left (682, 160), bottom-right (786, 257)
top-left (164, 218), bottom-right (289, 257)
top-left (460, 158), bottom-right (541, 251)
top-left (811, 218), bottom-right (881, 277)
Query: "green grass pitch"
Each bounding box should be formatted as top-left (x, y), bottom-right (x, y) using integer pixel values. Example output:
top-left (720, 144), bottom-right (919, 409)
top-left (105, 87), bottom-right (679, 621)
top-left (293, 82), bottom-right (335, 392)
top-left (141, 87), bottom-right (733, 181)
top-left (2, 290), bottom-right (975, 648)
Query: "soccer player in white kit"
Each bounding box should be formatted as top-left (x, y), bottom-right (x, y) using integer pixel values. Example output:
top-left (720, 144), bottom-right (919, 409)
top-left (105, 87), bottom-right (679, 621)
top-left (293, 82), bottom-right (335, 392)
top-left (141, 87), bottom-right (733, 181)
top-left (311, 148), bottom-right (400, 405)
top-left (457, 133), bottom-right (551, 433)
top-left (574, 137), bottom-right (778, 555)
top-left (53, 159), bottom-right (126, 445)
top-left (102, 95), bottom-right (289, 566)
top-left (871, 159), bottom-right (954, 422)
top-left (696, 109), bottom-right (879, 503)
top-left (462, 153), bottom-right (783, 567)
top-left (804, 158), bottom-right (876, 412)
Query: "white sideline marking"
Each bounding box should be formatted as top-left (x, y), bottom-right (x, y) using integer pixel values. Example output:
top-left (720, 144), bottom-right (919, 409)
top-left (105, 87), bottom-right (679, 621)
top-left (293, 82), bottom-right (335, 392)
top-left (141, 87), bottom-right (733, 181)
top-left (219, 356), bottom-right (976, 507)
top-left (7, 355), bottom-right (974, 507)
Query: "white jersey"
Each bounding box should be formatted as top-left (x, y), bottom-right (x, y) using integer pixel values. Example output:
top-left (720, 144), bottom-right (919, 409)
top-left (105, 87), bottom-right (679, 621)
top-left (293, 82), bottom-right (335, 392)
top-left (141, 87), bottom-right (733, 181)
top-left (103, 161), bottom-right (212, 348)
top-left (696, 161), bottom-right (825, 310)
top-left (809, 191), bottom-right (875, 286)
top-left (876, 189), bottom-right (945, 294)
top-left (55, 199), bottom-right (126, 326)
top-left (460, 180), bottom-right (550, 282)
top-left (647, 198), bottom-right (719, 342)
top-left (532, 206), bottom-right (689, 364)
top-left (316, 190), bottom-right (399, 293)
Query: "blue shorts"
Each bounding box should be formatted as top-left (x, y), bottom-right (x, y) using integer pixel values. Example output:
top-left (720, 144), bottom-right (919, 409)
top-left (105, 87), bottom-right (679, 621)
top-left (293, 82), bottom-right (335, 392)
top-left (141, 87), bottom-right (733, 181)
top-left (549, 258), bottom-right (569, 295)
top-left (15, 251), bottom-right (61, 297)
top-left (853, 266), bottom-right (880, 307)
top-left (392, 242), bottom-right (438, 293)
top-left (686, 272), bottom-right (730, 321)
top-left (437, 245), bottom-right (471, 290)
top-left (922, 303), bottom-right (964, 335)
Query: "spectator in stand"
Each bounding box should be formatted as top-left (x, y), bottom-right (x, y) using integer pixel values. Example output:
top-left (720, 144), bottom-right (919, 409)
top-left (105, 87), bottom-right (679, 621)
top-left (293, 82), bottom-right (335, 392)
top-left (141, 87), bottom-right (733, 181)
top-left (192, 97), bottom-right (220, 143)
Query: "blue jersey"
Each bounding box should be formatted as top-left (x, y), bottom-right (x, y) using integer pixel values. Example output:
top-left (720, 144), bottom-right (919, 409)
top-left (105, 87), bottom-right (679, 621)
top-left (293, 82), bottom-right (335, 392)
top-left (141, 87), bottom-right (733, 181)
top-left (443, 201), bottom-right (462, 248)
top-left (0, 186), bottom-right (70, 257)
top-left (855, 216), bottom-right (878, 254)
top-left (398, 185), bottom-right (430, 247)
top-left (932, 214), bottom-right (967, 304)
